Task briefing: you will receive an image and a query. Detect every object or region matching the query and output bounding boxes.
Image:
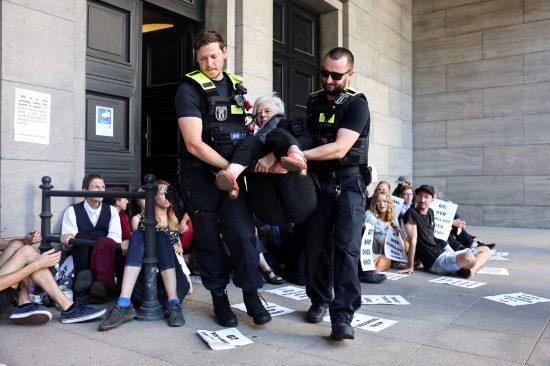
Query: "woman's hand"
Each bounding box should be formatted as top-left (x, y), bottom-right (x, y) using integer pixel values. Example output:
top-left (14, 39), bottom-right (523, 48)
top-left (173, 243), bottom-right (184, 256)
top-left (178, 219), bottom-right (189, 234)
top-left (120, 240), bottom-right (129, 255)
top-left (255, 152), bottom-right (277, 173)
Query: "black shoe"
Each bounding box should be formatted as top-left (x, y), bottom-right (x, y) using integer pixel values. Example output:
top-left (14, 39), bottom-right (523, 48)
top-left (74, 270), bottom-right (93, 298)
top-left (211, 290), bottom-right (238, 327)
top-left (97, 304), bottom-right (136, 331)
top-left (330, 315), bottom-right (354, 340)
top-left (359, 271), bottom-right (386, 284)
top-left (306, 303), bottom-right (327, 324)
top-left (166, 302), bottom-right (185, 327)
top-left (89, 281), bottom-right (107, 304)
top-left (243, 290), bottom-right (272, 325)
top-left (477, 241), bottom-right (496, 249)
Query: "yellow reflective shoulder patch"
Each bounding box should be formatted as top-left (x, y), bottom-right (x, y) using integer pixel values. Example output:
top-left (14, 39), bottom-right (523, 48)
top-left (231, 105), bottom-right (244, 114)
top-left (319, 113), bottom-right (335, 124)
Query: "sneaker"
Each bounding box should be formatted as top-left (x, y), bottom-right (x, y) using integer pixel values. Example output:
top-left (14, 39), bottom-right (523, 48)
top-left (74, 270), bottom-right (93, 298)
top-left (97, 304), bottom-right (136, 331)
top-left (211, 290), bottom-right (238, 327)
top-left (306, 303), bottom-right (327, 324)
top-left (166, 302), bottom-right (185, 327)
top-left (243, 290), bottom-right (271, 325)
top-left (61, 301), bottom-right (106, 324)
top-left (330, 315), bottom-right (354, 340)
top-left (9, 303), bottom-right (52, 325)
top-left (358, 271), bottom-right (386, 284)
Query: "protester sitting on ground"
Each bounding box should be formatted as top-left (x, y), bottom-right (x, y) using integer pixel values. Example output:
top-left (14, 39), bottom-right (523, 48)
top-left (366, 180), bottom-right (391, 209)
top-left (256, 225), bottom-right (284, 285)
top-left (361, 191), bottom-right (408, 273)
top-left (60, 173), bottom-right (122, 302)
top-left (215, 94), bottom-right (308, 199)
top-left (398, 183), bottom-right (414, 218)
top-left (98, 180), bottom-right (190, 331)
top-left (130, 187), bottom-right (145, 231)
top-left (1, 241), bottom-right (105, 324)
top-left (397, 185), bottom-right (490, 278)
top-left (105, 188), bottom-right (131, 254)
top-left (392, 176), bottom-right (412, 196)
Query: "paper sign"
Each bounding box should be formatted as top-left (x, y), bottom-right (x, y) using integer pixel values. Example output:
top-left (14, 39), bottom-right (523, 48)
top-left (429, 199), bottom-right (458, 240)
top-left (361, 295), bottom-right (409, 305)
top-left (14, 88), bottom-right (51, 144)
top-left (476, 267), bottom-right (509, 276)
top-left (55, 255), bottom-right (74, 280)
top-left (392, 196), bottom-right (404, 221)
top-left (360, 222), bottom-right (376, 271)
top-left (380, 271), bottom-right (410, 281)
top-left (95, 106), bottom-right (114, 137)
top-left (429, 276), bottom-right (486, 288)
top-left (490, 251), bottom-right (509, 261)
top-left (323, 313), bottom-right (397, 333)
top-left (265, 286), bottom-right (308, 300)
top-left (176, 254), bottom-right (191, 275)
top-left (384, 229), bottom-right (408, 263)
top-left (197, 328), bottom-right (253, 350)
top-left (232, 302), bottom-right (294, 317)
top-left (484, 293), bottom-right (550, 307)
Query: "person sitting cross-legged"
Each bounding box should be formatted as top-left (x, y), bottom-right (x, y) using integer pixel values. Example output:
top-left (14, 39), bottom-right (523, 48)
top-left (397, 185), bottom-right (490, 278)
top-left (1, 240), bottom-right (105, 324)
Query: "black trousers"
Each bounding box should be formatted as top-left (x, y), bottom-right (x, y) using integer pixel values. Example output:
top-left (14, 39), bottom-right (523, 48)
top-left (305, 173), bottom-right (366, 320)
top-left (179, 167), bottom-right (262, 292)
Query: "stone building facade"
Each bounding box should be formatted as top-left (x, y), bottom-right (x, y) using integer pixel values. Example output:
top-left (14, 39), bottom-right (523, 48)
top-left (413, 0), bottom-right (550, 228)
top-left (0, 0), bottom-right (548, 237)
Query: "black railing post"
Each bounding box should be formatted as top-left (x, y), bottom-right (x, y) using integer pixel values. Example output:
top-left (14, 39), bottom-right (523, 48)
top-left (136, 174), bottom-right (164, 321)
top-left (39, 176), bottom-right (53, 253)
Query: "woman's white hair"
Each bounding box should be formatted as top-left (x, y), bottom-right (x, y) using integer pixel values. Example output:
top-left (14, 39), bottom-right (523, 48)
top-left (253, 93), bottom-right (285, 116)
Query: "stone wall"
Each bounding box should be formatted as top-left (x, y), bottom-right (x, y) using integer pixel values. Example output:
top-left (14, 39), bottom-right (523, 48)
top-left (412, 0), bottom-right (550, 228)
top-left (344, 0), bottom-right (413, 193)
top-left (0, 0), bottom-right (86, 237)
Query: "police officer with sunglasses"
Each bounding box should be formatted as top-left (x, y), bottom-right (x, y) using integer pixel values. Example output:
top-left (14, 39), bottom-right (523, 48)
top-left (301, 47), bottom-right (371, 340)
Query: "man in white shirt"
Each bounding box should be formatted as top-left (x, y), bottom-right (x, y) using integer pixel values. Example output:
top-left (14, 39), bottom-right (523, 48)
top-left (60, 173), bottom-right (121, 300)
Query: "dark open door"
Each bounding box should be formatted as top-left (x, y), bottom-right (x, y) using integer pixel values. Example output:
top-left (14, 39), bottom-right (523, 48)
top-left (141, 5), bottom-right (199, 185)
top-left (273, 0), bottom-right (320, 120)
top-left (85, 0), bottom-right (142, 189)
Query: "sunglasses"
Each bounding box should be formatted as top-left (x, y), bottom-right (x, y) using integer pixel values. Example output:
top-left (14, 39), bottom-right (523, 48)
top-left (320, 69), bottom-right (351, 80)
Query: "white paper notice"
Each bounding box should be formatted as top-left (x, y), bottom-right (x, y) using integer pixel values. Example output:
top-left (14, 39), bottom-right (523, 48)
top-left (95, 106), bottom-right (114, 137)
top-left (361, 295), bottom-right (410, 305)
top-left (384, 229), bottom-right (408, 263)
top-left (190, 275), bottom-right (202, 284)
top-left (429, 276), bottom-right (486, 288)
top-left (197, 328), bottom-right (253, 350)
top-left (484, 293), bottom-right (550, 307)
top-left (490, 251), bottom-right (509, 261)
top-left (476, 267), bottom-right (509, 276)
top-left (265, 286), bottom-right (308, 300)
top-left (232, 302), bottom-right (294, 317)
top-left (392, 196), bottom-right (404, 219)
top-left (360, 222), bottom-right (376, 271)
top-left (14, 88), bottom-right (51, 145)
top-left (323, 313), bottom-right (397, 333)
top-left (380, 271), bottom-right (410, 281)
top-left (429, 199), bottom-right (458, 240)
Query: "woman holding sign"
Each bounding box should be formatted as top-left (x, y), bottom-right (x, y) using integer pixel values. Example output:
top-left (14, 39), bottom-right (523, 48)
top-left (361, 191), bottom-right (409, 273)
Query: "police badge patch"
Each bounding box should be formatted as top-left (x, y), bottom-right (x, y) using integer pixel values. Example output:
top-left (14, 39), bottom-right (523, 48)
top-left (334, 93), bottom-right (349, 105)
top-left (215, 105), bottom-right (228, 121)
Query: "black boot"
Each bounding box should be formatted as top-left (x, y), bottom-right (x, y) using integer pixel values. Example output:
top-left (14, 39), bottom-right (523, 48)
top-left (330, 315), bottom-right (354, 340)
top-left (306, 303), bottom-right (327, 324)
top-left (243, 290), bottom-right (272, 325)
top-left (211, 290), bottom-right (238, 327)
top-left (358, 271), bottom-right (386, 284)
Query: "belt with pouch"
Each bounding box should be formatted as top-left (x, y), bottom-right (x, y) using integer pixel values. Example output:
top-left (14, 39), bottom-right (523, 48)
top-left (315, 166), bottom-right (361, 180)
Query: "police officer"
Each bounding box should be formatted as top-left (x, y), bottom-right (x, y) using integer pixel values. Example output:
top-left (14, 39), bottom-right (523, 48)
top-left (175, 30), bottom-right (270, 327)
top-left (302, 48), bottom-right (370, 340)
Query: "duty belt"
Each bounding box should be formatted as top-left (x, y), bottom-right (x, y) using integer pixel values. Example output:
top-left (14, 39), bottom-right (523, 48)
top-left (315, 166), bottom-right (361, 180)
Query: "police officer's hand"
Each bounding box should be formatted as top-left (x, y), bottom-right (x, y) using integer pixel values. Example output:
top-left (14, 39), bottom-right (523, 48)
top-left (255, 152), bottom-right (277, 173)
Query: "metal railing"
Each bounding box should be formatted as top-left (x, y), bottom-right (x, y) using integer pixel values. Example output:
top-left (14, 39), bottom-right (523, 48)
top-left (39, 174), bottom-right (164, 321)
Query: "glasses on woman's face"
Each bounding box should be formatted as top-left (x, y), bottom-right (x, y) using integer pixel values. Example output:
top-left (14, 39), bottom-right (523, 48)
top-left (320, 69), bottom-right (351, 80)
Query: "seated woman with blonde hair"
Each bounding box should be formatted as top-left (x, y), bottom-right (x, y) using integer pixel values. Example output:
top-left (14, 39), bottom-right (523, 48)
top-left (361, 191), bottom-right (409, 273)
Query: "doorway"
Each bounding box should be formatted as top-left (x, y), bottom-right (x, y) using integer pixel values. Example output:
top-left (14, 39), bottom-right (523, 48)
top-left (141, 4), bottom-right (200, 186)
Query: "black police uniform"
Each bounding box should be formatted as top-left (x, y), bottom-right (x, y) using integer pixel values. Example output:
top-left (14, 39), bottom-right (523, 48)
top-left (174, 70), bottom-right (263, 292)
top-left (305, 87), bottom-right (370, 321)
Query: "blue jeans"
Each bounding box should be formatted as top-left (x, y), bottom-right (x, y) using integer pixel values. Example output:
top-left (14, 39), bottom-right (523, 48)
top-left (125, 230), bottom-right (176, 272)
top-left (429, 248), bottom-right (478, 274)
